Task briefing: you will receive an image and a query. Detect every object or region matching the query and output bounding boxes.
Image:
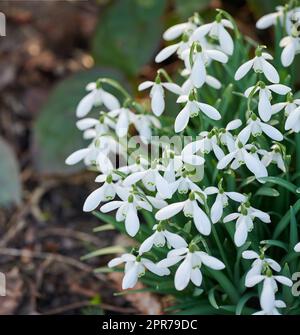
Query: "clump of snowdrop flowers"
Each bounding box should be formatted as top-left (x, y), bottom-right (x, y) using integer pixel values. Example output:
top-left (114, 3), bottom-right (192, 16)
top-left (65, 6), bottom-right (300, 315)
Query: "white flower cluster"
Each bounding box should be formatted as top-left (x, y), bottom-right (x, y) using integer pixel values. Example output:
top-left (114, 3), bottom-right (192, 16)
top-left (65, 8), bottom-right (300, 315)
top-left (257, 4), bottom-right (300, 67)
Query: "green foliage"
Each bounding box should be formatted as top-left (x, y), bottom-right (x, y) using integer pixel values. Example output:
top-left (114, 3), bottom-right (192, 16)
top-left (92, 0), bottom-right (167, 76)
top-left (0, 137), bottom-right (22, 207)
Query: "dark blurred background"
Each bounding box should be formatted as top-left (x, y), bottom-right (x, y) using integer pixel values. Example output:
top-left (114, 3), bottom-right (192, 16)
top-left (0, 0), bottom-right (286, 315)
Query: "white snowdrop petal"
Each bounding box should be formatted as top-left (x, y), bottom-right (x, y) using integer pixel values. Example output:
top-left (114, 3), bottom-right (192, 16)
top-left (197, 252), bottom-right (225, 270)
top-left (190, 268), bottom-right (203, 286)
top-left (155, 44), bottom-right (179, 63)
top-left (274, 275), bottom-right (293, 287)
top-left (100, 201), bottom-right (123, 213)
top-left (211, 198), bottom-right (223, 224)
top-left (155, 202), bottom-right (185, 220)
top-left (108, 257), bottom-right (124, 268)
top-left (139, 234), bottom-right (156, 254)
top-left (234, 60), bottom-right (254, 80)
top-left (163, 23), bottom-right (188, 41)
top-left (151, 85), bottom-right (165, 116)
top-left (192, 202), bottom-right (211, 235)
top-left (238, 125), bottom-right (251, 144)
top-left (281, 42), bottom-right (296, 67)
top-left (260, 279), bottom-right (275, 313)
top-left (155, 172), bottom-right (173, 199)
top-left (65, 148), bottom-right (89, 165)
top-left (219, 25), bottom-right (234, 55)
top-left (294, 242), bottom-right (300, 252)
top-left (197, 102), bottom-right (221, 120)
top-left (256, 13), bottom-right (277, 29)
top-left (245, 275), bottom-right (265, 287)
top-left (268, 84), bottom-right (291, 95)
top-left (123, 171), bottom-right (147, 187)
top-left (226, 119), bottom-right (242, 131)
top-left (243, 151), bottom-right (268, 179)
top-left (191, 54), bottom-right (206, 88)
top-left (175, 105), bottom-right (191, 133)
top-left (261, 58), bottom-right (279, 83)
top-left (217, 151), bottom-right (236, 170)
top-left (76, 118), bottom-right (98, 130)
top-left (226, 192), bottom-right (246, 202)
top-left (205, 75), bottom-right (222, 89)
top-left (83, 187), bottom-right (104, 212)
top-left (122, 264), bottom-right (139, 289)
top-left (102, 91), bottom-right (120, 110)
top-left (234, 218), bottom-right (248, 247)
top-left (206, 49), bottom-right (228, 63)
top-left (204, 186), bottom-right (219, 195)
top-left (260, 123), bottom-right (283, 141)
top-left (157, 256), bottom-right (183, 268)
top-left (76, 92), bottom-right (95, 117)
top-left (191, 24), bottom-right (212, 41)
top-left (162, 82), bottom-right (182, 95)
top-left (242, 250), bottom-right (259, 259)
top-left (164, 231), bottom-right (188, 249)
top-left (125, 205), bottom-right (140, 237)
top-left (138, 81), bottom-right (154, 91)
top-left (258, 89), bottom-right (272, 122)
top-left (142, 259), bottom-right (170, 276)
top-left (174, 257), bottom-right (192, 291)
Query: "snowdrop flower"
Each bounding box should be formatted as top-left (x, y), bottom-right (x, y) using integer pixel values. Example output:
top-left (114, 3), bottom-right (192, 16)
top-left (205, 184), bottom-right (246, 223)
top-left (138, 78), bottom-right (182, 116)
top-left (139, 224), bottom-right (187, 254)
top-left (157, 246), bottom-right (225, 291)
top-left (242, 249), bottom-right (281, 284)
top-left (183, 130), bottom-right (225, 161)
top-left (272, 93), bottom-right (300, 116)
top-left (111, 107), bottom-right (136, 138)
top-left (83, 174), bottom-right (122, 212)
top-left (294, 242), bottom-right (300, 252)
top-left (223, 204), bottom-right (270, 246)
top-left (192, 15), bottom-right (234, 55)
top-left (285, 106), bottom-right (300, 132)
top-left (256, 6), bottom-right (287, 29)
top-left (133, 114), bottom-right (161, 143)
top-left (122, 163), bottom-right (172, 199)
top-left (65, 136), bottom-right (120, 173)
top-left (162, 145), bottom-right (205, 185)
top-left (253, 300), bottom-right (286, 315)
top-left (234, 47), bottom-right (279, 83)
top-left (217, 141), bottom-right (268, 180)
top-left (246, 273), bottom-right (292, 315)
top-left (258, 144), bottom-right (286, 173)
top-left (280, 23), bottom-right (300, 67)
top-left (108, 253), bottom-right (170, 289)
top-left (219, 119), bottom-right (242, 150)
top-left (76, 82), bottom-right (120, 118)
top-left (155, 191), bottom-right (211, 235)
top-left (100, 192), bottom-right (152, 237)
top-left (187, 42), bottom-right (228, 88)
top-left (244, 83), bottom-right (291, 122)
top-left (238, 114), bottom-right (283, 144)
top-left (175, 94), bottom-right (221, 133)
top-left (170, 174), bottom-right (204, 196)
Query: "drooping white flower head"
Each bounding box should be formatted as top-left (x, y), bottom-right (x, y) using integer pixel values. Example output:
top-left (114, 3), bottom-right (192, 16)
top-left (244, 83), bottom-right (291, 122)
top-left (155, 191), bottom-right (211, 236)
top-left (205, 183), bottom-right (246, 223)
top-left (108, 253), bottom-right (170, 289)
top-left (76, 82), bottom-right (120, 118)
top-left (217, 140), bottom-right (268, 181)
top-left (223, 204), bottom-right (270, 247)
top-left (138, 77), bottom-right (182, 116)
top-left (157, 246), bottom-right (225, 291)
top-left (234, 47), bottom-right (279, 83)
top-left (285, 106), bottom-right (300, 132)
top-left (139, 224), bottom-right (187, 254)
